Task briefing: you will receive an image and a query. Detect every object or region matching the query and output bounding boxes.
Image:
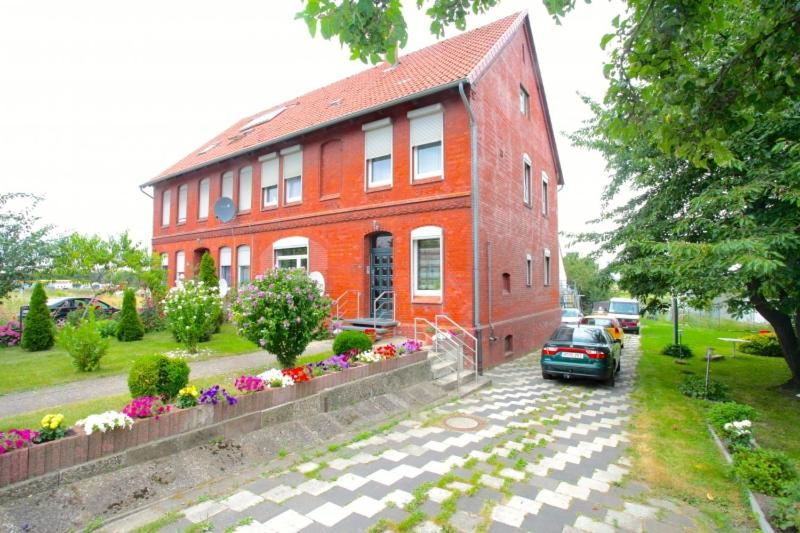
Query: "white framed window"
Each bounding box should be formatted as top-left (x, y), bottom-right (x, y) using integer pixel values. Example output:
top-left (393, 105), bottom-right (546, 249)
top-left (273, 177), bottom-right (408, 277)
top-left (408, 104), bottom-right (443, 181)
top-left (198, 178), bottom-right (210, 219)
top-left (160, 253), bottom-right (168, 283)
top-left (542, 171), bottom-right (550, 216)
top-left (219, 247), bottom-right (232, 286)
top-left (523, 154), bottom-right (532, 205)
top-left (544, 248), bottom-right (551, 287)
top-left (363, 118), bottom-right (393, 188)
top-left (411, 226), bottom-right (443, 298)
top-left (221, 171), bottom-right (234, 199)
top-left (237, 245), bottom-right (250, 284)
top-left (281, 145), bottom-right (303, 203)
top-left (177, 184), bottom-right (188, 223)
top-left (273, 236), bottom-right (309, 270)
top-left (519, 85), bottom-right (530, 117)
top-left (175, 251), bottom-right (185, 282)
top-left (161, 189), bottom-right (171, 226)
top-left (525, 254), bottom-right (532, 287)
top-left (259, 153), bottom-right (279, 207)
top-left (239, 166), bottom-right (252, 211)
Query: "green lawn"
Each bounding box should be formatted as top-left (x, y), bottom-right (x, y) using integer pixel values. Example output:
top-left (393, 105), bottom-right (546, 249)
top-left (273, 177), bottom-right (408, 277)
top-left (0, 324), bottom-right (258, 395)
top-left (631, 317), bottom-right (799, 531)
top-left (0, 350), bottom-right (333, 431)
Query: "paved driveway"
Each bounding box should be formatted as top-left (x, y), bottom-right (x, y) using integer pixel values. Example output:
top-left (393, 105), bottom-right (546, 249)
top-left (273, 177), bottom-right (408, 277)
top-left (138, 335), bottom-right (705, 532)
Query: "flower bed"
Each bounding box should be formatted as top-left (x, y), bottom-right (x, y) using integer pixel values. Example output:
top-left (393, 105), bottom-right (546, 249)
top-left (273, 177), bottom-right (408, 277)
top-left (0, 343), bottom-right (426, 488)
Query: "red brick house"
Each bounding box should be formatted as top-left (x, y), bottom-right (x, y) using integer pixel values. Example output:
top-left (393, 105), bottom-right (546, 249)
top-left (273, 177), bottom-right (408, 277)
top-left (142, 12), bottom-right (563, 370)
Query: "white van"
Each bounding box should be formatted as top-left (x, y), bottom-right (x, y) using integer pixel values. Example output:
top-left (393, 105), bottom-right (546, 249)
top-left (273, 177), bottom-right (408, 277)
top-left (607, 297), bottom-right (641, 334)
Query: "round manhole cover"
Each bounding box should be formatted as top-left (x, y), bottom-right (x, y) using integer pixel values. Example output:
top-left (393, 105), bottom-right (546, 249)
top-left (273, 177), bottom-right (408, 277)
top-left (443, 415), bottom-right (483, 431)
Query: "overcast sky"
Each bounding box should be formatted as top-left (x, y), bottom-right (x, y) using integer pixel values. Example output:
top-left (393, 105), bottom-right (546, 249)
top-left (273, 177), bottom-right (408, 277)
top-left (0, 0), bottom-right (623, 259)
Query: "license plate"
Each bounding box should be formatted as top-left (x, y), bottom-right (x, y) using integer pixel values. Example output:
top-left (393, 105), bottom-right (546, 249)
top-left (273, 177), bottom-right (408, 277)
top-left (560, 352), bottom-right (584, 359)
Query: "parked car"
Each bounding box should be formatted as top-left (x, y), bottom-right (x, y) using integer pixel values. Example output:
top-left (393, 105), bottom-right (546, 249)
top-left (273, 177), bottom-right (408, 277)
top-left (579, 315), bottom-right (624, 347)
top-left (540, 325), bottom-right (621, 386)
top-left (560, 307), bottom-right (583, 325)
top-left (19, 297), bottom-right (119, 326)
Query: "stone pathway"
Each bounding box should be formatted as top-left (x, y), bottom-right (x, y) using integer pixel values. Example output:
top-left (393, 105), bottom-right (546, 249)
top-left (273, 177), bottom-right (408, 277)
top-left (0, 340), bottom-right (333, 419)
top-left (123, 335), bottom-right (708, 532)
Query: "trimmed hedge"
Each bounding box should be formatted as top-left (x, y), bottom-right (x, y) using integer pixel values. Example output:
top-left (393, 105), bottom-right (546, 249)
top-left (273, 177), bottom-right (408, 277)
top-left (332, 330), bottom-right (373, 355)
top-left (740, 332), bottom-right (782, 358)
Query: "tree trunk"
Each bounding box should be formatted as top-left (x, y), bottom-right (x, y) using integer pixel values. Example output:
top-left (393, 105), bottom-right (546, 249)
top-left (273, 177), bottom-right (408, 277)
top-left (748, 288), bottom-right (800, 387)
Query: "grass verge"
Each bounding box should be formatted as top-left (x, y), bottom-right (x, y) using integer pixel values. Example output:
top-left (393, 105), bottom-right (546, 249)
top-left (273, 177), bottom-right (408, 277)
top-left (632, 318), bottom-right (800, 531)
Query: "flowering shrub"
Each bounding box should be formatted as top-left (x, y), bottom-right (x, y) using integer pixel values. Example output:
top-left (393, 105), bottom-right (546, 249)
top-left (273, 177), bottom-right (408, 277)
top-left (257, 368), bottom-right (294, 388)
top-left (163, 280), bottom-right (222, 353)
top-left (122, 396), bottom-right (171, 419)
top-left (58, 307), bottom-right (110, 372)
top-left (36, 414), bottom-right (66, 443)
top-left (355, 350), bottom-right (383, 363)
top-left (282, 366), bottom-right (310, 383)
top-left (722, 420), bottom-right (753, 451)
top-left (176, 385), bottom-right (200, 408)
top-left (0, 429), bottom-right (38, 454)
top-left (234, 375), bottom-right (265, 394)
top-left (199, 385), bottom-right (238, 406)
top-left (0, 321), bottom-right (22, 347)
top-left (76, 411), bottom-right (134, 435)
top-left (232, 269), bottom-right (331, 368)
top-left (375, 344), bottom-right (397, 358)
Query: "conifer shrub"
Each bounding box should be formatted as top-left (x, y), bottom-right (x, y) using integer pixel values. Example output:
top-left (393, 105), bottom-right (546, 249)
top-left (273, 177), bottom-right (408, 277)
top-left (198, 252), bottom-right (224, 332)
top-left (128, 354), bottom-right (189, 399)
top-left (117, 288), bottom-right (145, 342)
top-left (21, 282), bottom-right (55, 351)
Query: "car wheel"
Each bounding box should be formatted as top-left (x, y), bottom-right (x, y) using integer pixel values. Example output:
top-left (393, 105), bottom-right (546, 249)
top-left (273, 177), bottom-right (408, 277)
top-left (616, 358), bottom-right (622, 374)
top-left (633, 328), bottom-right (640, 335)
top-left (605, 369), bottom-right (616, 387)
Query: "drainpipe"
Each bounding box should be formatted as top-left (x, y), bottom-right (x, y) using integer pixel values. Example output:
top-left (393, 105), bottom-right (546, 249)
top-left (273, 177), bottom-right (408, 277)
top-left (459, 81), bottom-right (483, 375)
top-left (139, 185), bottom-right (153, 199)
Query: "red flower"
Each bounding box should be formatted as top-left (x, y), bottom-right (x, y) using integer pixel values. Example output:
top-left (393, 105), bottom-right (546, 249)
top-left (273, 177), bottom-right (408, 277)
top-left (281, 366), bottom-right (310, 382)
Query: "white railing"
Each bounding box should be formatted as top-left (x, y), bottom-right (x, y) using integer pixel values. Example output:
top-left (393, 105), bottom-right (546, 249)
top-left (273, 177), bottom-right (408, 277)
top-left (435, 314), bottom-right (479, 388)
top-left (332, 290), bottom-right (360, 321)
top-left (413, 316), bottom-right (477, 393)
top-left (372, 290), bottom-right (394, 327)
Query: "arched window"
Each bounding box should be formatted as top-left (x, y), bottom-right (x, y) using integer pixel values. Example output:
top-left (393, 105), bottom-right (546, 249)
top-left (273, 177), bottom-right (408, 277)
top-left (237, 246), bottom-right (250, 284)
top-left (273, 236), bottom-right (309, 270)
top-left (411, 226), bottom-right (443, 298)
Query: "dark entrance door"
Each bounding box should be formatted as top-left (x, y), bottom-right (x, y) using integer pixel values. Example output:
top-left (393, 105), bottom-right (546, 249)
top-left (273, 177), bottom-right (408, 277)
top-left (370, 233), bottom-right (393, 319)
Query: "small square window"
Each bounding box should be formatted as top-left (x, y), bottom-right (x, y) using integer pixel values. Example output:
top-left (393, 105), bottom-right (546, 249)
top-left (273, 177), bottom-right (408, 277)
top-left (519, 86), bottom-right (529, 117)
top-left (544, 249), bottom-right (551, 287)
top-left (523, 158), bottom-right (532, 205)
top-left (414, 141), bottom-right (442, 178)
top-left (368, 155), bottom-right (392, 186)
top-left (526, 254), bottom-right (532, 287)
top-left (502, 273), bottom-right (511, 294)
top-left (285, 176), bottom-right (302, 203)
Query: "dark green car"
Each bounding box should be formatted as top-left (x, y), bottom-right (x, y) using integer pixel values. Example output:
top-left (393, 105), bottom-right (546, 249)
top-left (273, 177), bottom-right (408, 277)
top-left (540, 325), bottom-right (622, 386)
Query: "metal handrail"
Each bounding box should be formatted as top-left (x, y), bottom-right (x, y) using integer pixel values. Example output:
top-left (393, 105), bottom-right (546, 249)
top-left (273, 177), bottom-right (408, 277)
top-left (414, 317), bottom-right (460, 392)
top-left (332, 290), bottom-right (360, 320)
top-left (372, 290), bottom-right (394, 328)
top-left (434, 314), bottom-right (478, 387)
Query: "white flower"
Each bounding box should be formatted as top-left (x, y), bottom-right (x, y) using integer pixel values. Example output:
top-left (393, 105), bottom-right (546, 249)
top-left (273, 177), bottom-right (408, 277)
top-left (76, 411), bottom-right (134, 435)
top-left (356, 350), bottom-right (383, 363)
top-left (257, 368), bottom-right (294, 387)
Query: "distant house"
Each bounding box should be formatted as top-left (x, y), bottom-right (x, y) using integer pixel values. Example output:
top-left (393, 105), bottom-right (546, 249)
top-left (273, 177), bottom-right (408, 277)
top-left (142, 12), bottom-right (563, 370)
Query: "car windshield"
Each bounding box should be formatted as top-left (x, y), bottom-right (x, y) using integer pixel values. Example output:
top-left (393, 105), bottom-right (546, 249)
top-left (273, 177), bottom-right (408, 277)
top-left (549, 327), bottom-right (607, 344)
top-left (561, 308), bottom-right (580, 317)
top-left (609, 301), bottom-right (639, 315)
top-left (583, 318), bottom-right (612, 327)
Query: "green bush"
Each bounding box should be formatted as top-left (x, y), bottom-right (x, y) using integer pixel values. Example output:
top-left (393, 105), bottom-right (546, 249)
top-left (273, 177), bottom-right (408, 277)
top-left (707, 401), bottom-right (757, 431)
top-left (678, 374), bottom-right (730, 401)
top-left (198, 252), bottom-right (224, 333)
top-left (128, 354), bottom-right (190, 399)
top-left (232, 269), bottom-right (331, 368)
top-left (332, 330), bottom-right (373, 355)
top-left (21, 282), bottom-right (55, 351)
top-left (58, 308), bottom-right (110, 372)
top-left (660, 343), bottom-right (694, 358)
top-left (771, 480), bottom-right (800, 531)
top-left (732, 448), bottom-right (798, 496)
top-left (139, 296), bottom-right (166, 332)
top-left (96, 319), bottom-right (118, 339)
top-left (164, 280), bottom-right (222, 353)
top-left (117, 289), bottom-right (145, 342)
top-left (740, 332), bottom-right (782, 358)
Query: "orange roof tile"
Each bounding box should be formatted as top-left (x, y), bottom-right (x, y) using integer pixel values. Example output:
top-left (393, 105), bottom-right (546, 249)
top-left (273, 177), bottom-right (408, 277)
top-left (144, 12), bottom-right (528, 186)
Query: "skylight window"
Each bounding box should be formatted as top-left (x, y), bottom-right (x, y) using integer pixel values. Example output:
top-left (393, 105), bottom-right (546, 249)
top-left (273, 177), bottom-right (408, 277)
top-left (240, 107), bottom-right (286, 131)
top-left (197, 142), bottom-right (219, 155)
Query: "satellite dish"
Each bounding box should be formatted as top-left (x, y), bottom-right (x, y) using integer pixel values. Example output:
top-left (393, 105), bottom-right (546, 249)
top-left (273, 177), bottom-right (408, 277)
top-left (218, 278), bottom-right (229, 298)
top-left (214, 197), bottom-right (236, 222)
top-left (309, 271), bottom-right (325, 294)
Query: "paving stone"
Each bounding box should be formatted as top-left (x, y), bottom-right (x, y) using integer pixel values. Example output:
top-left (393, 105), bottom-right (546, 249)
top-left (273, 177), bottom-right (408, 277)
top-left (427, 487), bottom-right (453, 503)
top-left (296, 478), bottom-right (334, 496)
top-left (334, 472), bottom-right (369, 491)
top-left (536, 488), bottom-right (572, 510)
top-left (262, 484), bottom-right (300, 503)
top-left (245, 500), bottom-right (285, 523)
top-left (574, 515), bottom-right (616, 533)
top-left (306, 501), bottom-right (351, 527)
top-left (345, 495), bottom-right (386, 517)
top-left (491, 504), bottom-right (526, 528)
top-left (221, 490), bottom-right (264, 512)
top-left (499, 468), bottom-right (525, 481)
top-left (556, 481), bottom-right (591, 500)
top-left (506, 495), bottom-right (542, 515)
top-left (447, 481), bottom-right (473, 493)
top-left (261, 509), bottom-right (314, 533)
top-left (297, 461), bottom-right (320, 474)
top-left (479, 474), bottom-right (505, 490)
top-left (183, 500), bottom-right (228, 523)
top-left (382, 489), bottom-right (414, 508)
top-left (623, 501), bottom-right (658, 519)
top-left (414, 520), bottom-right (443, 533)
top-left (604, 509), bottom-right (642, 532)
top-left (450, 510), bottom-right (481, 533)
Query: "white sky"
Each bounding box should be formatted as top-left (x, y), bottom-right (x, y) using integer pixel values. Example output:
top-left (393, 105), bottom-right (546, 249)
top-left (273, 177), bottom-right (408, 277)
top-left (0, 0), bottom-right (624, 260)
